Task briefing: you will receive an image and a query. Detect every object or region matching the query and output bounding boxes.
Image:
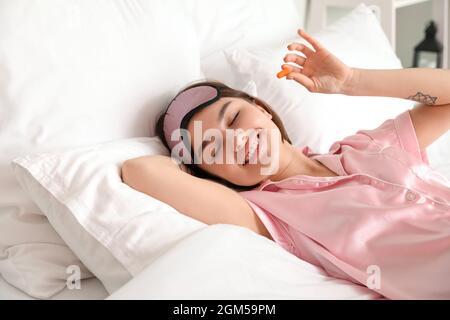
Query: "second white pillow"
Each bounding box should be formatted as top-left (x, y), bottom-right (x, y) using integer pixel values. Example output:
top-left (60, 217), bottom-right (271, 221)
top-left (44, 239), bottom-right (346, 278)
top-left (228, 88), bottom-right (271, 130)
top-left (225, 3), bottom-right (415, 153)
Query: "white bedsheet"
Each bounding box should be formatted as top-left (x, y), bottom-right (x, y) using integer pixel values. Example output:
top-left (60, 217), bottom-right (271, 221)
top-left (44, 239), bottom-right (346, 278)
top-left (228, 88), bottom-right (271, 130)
top-left (427, 130), bottom-right (450, 181)
top-left (0, 275), bottom-right (107, 300)
top-left (107, 225), bottom-right (383, 300)
top-left (0, 223), bottom-right (381, 300)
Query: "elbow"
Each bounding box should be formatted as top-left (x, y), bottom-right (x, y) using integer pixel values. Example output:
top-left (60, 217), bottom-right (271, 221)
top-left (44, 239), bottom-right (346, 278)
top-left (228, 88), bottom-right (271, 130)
top-left (121, 155), bottom-right (174, 192)
top-left (121, 159), bottom-right (152, 195)
top-left (121, 157), bottom-right (159, 195)
top-left (121, 159), bottom-right (140, 186)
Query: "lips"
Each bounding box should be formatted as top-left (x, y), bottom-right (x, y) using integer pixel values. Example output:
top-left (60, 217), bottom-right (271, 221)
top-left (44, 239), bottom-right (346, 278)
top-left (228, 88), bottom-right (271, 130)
top-left (244, 133), bottom-right (259, 165)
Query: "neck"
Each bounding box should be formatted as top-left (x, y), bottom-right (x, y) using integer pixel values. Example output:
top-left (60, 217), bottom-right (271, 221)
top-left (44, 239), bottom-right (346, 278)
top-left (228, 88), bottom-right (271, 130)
top-left (267, 142), bottom-right (330, 182)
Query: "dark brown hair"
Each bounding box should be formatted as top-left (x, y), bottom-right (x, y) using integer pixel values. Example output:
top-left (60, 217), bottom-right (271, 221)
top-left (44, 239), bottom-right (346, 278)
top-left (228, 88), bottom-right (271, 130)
top-left (155, 80), bottom-right (291, 191)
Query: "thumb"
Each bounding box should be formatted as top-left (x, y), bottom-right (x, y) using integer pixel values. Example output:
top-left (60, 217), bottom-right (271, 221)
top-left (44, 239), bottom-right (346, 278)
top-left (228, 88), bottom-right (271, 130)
top-left (287, 72), bottom-right (315, 92)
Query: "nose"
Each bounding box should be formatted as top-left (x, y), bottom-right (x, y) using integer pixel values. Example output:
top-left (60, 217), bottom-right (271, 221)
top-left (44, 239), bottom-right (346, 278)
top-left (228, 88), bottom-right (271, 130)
top-left (235, 131), bottom-right (248, 153)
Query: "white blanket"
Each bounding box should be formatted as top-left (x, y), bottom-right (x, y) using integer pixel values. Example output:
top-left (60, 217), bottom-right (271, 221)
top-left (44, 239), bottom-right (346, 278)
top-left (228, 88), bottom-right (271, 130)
top-left (107, 225), bottom-right (383, 300)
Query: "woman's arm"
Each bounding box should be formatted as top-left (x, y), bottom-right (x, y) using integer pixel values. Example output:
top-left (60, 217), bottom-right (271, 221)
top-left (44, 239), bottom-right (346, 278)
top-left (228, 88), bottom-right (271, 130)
top-left (344, 68), bottom-right (450, 106)
top-left (341, 68), bottom-right (450, 149)
top-left (121, 155), bottom-right (273, 240)
top-left (283, 29), bottom-right (450, 150)
top-left (284, 29), bottom-right (450, 106)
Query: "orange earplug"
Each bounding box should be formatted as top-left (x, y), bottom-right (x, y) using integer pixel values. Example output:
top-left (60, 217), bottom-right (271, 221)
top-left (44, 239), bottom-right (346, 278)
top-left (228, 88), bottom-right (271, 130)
top-left (277, 67), bottom-right (290, 79)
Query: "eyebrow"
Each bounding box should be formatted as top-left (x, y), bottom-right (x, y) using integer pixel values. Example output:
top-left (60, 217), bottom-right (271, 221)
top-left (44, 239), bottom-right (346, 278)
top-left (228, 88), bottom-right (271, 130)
top-left (217, 101), bottom-right (232, 123)
top-left (197, 101), bottom-right (232, 157)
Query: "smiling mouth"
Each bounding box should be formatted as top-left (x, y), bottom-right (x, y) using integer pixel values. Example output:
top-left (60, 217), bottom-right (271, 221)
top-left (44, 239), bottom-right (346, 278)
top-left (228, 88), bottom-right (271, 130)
top-left (244, 132), bottom-right (259, 165)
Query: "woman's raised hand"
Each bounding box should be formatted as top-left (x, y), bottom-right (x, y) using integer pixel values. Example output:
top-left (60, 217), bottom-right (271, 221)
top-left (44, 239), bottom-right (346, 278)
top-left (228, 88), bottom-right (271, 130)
top-left (281, 29), bottom-right (355, 94)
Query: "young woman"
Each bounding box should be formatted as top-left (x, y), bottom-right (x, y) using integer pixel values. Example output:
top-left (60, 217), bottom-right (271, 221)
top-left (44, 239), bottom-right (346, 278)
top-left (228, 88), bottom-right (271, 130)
top-left (121, 29), bottom-right (450, 299)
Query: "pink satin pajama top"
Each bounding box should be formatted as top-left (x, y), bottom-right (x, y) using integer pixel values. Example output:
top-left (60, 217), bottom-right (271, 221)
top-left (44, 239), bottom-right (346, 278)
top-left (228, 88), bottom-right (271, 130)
top-left (239, 109), bottom-right (450, 300)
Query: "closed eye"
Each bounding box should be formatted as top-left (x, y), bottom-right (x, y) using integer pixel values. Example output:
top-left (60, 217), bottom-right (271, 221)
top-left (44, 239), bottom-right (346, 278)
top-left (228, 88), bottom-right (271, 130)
top-left (230, 111), bottom-right (240, 126)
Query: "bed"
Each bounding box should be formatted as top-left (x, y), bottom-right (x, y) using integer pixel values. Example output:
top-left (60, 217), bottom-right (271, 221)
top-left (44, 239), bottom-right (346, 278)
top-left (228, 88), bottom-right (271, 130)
top-left (1, 0), bottom-right (449, 300)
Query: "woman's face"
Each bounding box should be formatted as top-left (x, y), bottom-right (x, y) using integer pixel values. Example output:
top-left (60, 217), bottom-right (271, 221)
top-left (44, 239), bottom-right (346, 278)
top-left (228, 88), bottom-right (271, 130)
top-left (186, 97), bottom-right (285, 186)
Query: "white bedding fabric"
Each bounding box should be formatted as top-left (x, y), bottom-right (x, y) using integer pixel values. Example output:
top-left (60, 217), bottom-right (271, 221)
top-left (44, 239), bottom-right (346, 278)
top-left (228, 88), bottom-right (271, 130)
top-left (0, 275), bottom-right (107, 300)
top-left (1, 224), bottom-right (382, 300)
top-left (0, 0), bottom-right (204, 298)
top-left (11, 137), bottom-right (208, 295)
top-left (2, 0), bottom-right (449, 300)
top-left (426, 131), bottom-right (450, 180)
top-left (107, 225), bottom-right (383, 300)
top-left (0, 0), bottom-right (310, 299)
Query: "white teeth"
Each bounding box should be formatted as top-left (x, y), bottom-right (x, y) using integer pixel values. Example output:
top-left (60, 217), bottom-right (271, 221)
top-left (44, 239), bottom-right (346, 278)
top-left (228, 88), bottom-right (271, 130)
top-left (246, 139), bottom-right (258, 164)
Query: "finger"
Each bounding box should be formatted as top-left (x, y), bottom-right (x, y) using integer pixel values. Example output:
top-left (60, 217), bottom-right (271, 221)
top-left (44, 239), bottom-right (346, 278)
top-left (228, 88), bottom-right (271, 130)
top-left (287, 42), bottom-right (315, 57)
top-left (283, 53), bottom-right (306, 67)
top-left (287, 72), bottom-right (316, 92)
top-left (297, 29), bottom-right (323, 51)
top-left (281, 63), bottom-right (303, 74)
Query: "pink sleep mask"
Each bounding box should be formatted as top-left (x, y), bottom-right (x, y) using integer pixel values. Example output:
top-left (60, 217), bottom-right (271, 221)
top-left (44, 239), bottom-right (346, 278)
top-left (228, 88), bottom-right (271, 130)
top-left (163, 85), bottom-right (221, 152)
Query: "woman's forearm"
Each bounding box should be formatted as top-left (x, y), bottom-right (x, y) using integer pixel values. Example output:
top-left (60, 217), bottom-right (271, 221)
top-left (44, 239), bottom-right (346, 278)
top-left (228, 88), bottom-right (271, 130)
top-left (344, 68), bottom-right (450, 106)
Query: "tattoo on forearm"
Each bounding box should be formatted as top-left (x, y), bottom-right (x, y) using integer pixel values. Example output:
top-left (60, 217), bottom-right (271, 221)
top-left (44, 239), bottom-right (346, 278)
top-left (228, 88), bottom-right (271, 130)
top-left (407, 92), bottom-right (438, 105)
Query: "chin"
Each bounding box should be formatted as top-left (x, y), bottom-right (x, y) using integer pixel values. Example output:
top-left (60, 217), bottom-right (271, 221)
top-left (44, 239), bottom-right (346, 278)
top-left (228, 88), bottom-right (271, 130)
top-left (236, 177), bottom-right (264, 188)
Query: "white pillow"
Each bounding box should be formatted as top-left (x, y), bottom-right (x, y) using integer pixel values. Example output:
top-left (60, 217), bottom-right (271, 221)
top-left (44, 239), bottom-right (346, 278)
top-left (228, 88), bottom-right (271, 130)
top-left (185, 0), bottom-right (252, 58)
top-left (11, 137), bottom-right (207, 294)
top-left (0, 0), bottom-right (203, 298)
top-left (197, 0), bottom-right (305, 86)
top-left (224, 3), bottom-right (416, 153)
